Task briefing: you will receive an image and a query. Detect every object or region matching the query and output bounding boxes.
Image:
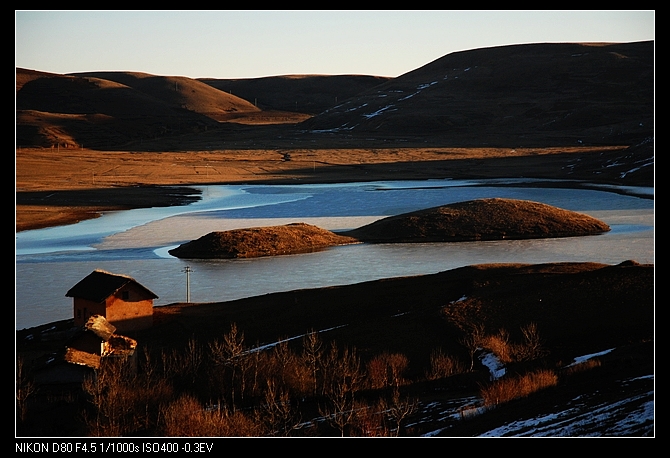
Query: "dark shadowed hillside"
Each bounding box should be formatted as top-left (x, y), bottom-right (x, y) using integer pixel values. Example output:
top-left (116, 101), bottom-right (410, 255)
top-left (199, 74), bottom-right (390, 114)
top-left (301, 41), bottom-right (653, 148)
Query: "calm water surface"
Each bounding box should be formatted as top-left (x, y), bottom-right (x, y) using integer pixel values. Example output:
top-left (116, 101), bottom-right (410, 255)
top-left (15, 179), bottom-right (654, 330)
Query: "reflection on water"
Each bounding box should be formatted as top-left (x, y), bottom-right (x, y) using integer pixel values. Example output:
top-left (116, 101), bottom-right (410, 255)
top-left (15, 179), bottom-right (654, 330)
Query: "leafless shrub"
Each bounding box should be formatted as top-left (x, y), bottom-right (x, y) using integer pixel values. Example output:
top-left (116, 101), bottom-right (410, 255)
top-left (183, 337), bottom-right (203, 382)
top-left (366, 352), bottom-right (410, 390)
top-left (482, 328), bottom-right (513, 364)
top-left (81, 354), bottom-right (174, 436)
top-left (479, 323), bottom-right (547, 364)
top-left (563, 358), bottom-right (602, 376)
top-left (158, 393), bottom-right (264, 437)
top-left (425, 348), bottom-right (466, 380)
top-left (82, 359), bottom-right (131, 436)
top-left (479, 369), bottom-right (558, 407)
top-left (367, 356), bottom-right (390, 389)
top-left (347, 400), bottom-right (389, 437)
top-left (514, 322), bottom-right (548, 361)
top-left (271, 339), bottom-right (297, 390)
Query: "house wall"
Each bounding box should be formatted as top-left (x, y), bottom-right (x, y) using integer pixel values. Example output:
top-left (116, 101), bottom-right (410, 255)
top-left (68, 332), bottom-right (105, 356)
top-left (73, 298), bottom-right (106, 327)
top-left (104, 284), bottom-right (154, 333)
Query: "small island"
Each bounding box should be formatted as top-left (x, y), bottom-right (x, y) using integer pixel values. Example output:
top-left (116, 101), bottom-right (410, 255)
top-left (169, 199), bottom-right (610, 260)
top-left (168, 222), bottom-right (360, 259)
top-left (338, 198), bottom-right (611, 243)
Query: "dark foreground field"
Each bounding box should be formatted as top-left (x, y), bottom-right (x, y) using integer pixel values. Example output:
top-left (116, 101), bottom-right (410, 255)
top-left (16, 261), bottom-right (653, 437)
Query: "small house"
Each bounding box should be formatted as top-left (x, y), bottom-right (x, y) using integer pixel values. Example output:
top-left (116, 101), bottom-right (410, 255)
top-left (66, 269), bottom-right (158, 333)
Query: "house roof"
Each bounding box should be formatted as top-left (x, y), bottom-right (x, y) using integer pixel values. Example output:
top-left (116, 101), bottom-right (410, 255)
top-left (66, 315), bottom-right (116, 346)
top-left (84, 314), bottom-right (117, 340)
top-left (65, 269), bottom-right (158, 302)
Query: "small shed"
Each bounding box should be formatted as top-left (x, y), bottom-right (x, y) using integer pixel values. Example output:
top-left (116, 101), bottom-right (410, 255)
top-left (33, 315), bottom-right (138, 385)
top-left (66, 269), bottom-right (158, 333)
top-left (64, 315), bottom-right (137, 370)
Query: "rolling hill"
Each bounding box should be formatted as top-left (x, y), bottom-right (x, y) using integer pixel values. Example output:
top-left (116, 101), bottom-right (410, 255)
top-left (16, 69), bottom-right (227, 148)
top-left (16, 41), bottom-right (653, 156)
top-left (70, 71), bottom-right (261, 121)
top-left (300, 41), bottom-right (654, 147)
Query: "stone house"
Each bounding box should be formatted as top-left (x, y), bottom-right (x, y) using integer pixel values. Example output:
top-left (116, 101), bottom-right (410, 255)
top-left (66, 269), bottom-right (157, 333)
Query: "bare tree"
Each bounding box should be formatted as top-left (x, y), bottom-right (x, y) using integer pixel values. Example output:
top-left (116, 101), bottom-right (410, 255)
top-left (366, 352), bottom-right (409, 390)
top-left (262, 379), bottom-right (301, 436)
top-left (82, 359), bottom-right (131, 436)
top-left (16, 355), bottom-right (36, 424)
top-left (272, 338), bottom-right (295, 389)
top-left (302, 330), bottom-right (323, 396)
top-left (208, 323), bottom-right (246, 408)
top-left (319, 344), bottom-right (363, 436)
top-left (460, 323), bottom-right (486, 371)
top-left (380, 389), bottom-right (418, 437)
top-left (184, 337), bottom-right (203, 383)
top-left (519, 322), bottom-right (547, 361)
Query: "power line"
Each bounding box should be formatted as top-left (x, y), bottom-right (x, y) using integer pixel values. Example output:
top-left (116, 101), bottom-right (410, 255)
top-left (182, 266), bottom-right (193, 303)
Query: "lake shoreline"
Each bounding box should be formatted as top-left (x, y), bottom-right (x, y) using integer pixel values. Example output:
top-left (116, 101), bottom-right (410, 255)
top-left (15, 146), bottom-right (653, 232)
top-left (16, 180), bottom-right (654, 331)
top-left (15, 176), bottom-right (652, 233)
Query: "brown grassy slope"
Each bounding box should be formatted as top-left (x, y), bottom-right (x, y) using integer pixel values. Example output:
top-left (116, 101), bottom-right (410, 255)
top-left (340, 198), bottom-right (611, 243)
top-left (168, 222), bottom-right (359, 259)
top-left (69, 71), bottom-right (260, 120)
top-left (15, 69), bottom-right (234, 147)
top-left (15, 67), bottom-right (57, 92)
top-left (17, 42), bottom-right (654, 152)
top-left (16, 70), bottom-right (381, 149)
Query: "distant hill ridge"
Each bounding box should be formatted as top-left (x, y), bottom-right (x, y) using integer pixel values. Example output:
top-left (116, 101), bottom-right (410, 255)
top-left (302, 41), bottom-right (653, 146)
top-left (70, 71), bottom-right (260, 118)
top-left (16, 41), bottom-right (653, 151)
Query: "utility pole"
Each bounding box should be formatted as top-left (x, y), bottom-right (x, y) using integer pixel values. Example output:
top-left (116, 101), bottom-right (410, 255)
top-left (182, 266), bottom-right (193, 303)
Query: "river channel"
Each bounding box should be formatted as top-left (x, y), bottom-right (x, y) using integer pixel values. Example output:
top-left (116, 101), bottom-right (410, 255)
top-left (15, 179), bottom-right (654, 330)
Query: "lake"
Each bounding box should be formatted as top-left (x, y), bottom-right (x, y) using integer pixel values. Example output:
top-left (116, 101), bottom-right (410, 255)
top-left (15, 178), bottom-right (654, 330)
